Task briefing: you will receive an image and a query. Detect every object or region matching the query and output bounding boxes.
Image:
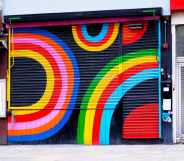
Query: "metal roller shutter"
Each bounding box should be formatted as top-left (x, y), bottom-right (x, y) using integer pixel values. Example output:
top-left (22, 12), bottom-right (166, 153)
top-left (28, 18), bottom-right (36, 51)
top-left (175, 25), bottom-right (184, 141)
top-left (9, 23), bottom-right (122, 144)
top-left (8, 19), bottom-right (161, 144)
top-left (121, 20), bottom-right (161, 139)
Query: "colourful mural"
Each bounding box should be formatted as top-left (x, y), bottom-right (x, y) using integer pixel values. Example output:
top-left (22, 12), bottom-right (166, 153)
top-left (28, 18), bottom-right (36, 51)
top-left (9, 29), bottom-right (80, 142)
top-left (8, 21), bottom-right (161, 144)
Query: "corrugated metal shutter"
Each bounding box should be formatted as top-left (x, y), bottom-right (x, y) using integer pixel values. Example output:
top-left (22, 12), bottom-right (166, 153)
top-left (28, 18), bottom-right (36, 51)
top-left (8, 20), bottom-right (161, 144)
top-left (74, 23), bottom-right (121, 145)
top-left (9, 23), bottom-right (122, 144)
top-left (175, 64), bottom-right (184, 140)
top-left (121, 20), bottom-right (161, 139)
top-left (175, 25), bottom-right (184, 140)
top-left (9, 26), bottom-right (82, 144)
top-left (10, 24), bottom-right (121, 110)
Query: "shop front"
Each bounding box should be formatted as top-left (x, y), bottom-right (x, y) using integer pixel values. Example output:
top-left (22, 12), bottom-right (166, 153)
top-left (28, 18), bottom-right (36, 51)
top-left (2, 0), bottom-right (172, 145)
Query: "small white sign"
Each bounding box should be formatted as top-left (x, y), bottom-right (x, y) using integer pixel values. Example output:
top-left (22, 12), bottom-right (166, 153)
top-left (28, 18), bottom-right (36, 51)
top-left (0, 79), bottom-right (6, 118)
top-left (163, 87), bottom-right (170, 92)
top-left (163, 99), bottom-right (171, 111)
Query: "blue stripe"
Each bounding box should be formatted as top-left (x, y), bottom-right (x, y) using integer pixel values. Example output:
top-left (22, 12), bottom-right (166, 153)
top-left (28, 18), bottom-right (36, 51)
top-left (9, 29), bottom-right (80, 142)
top-left (158, 20), bottom-right (162, 138)
top-left (81, 24), bottom-right (109, 43)
top-left (99, 69), bottom-right (159, 144)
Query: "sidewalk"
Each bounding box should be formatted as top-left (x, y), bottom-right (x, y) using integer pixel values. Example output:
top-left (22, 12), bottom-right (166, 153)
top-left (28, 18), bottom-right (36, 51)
top-left (0, 145), bottom-right (184, 161)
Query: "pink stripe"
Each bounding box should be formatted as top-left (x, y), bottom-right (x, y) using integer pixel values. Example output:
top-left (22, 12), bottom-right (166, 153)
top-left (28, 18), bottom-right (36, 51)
top-left (8, 37), bottom-right (71, 130)
top-left (6, 16), bottom-right (160, 29)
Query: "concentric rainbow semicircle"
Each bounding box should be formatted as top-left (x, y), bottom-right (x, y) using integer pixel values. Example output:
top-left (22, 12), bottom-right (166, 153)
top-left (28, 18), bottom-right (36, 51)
top-left (8, 29), bottom-right (80, 142)
top-left (72, 23), bottom-right (119, 52)
top-left (77, 49), bottom-right (159, 145)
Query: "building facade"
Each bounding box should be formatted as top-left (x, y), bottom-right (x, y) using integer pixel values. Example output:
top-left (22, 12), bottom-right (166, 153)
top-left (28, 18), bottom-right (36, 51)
top-left (0, 0), bottom-right (173, 144)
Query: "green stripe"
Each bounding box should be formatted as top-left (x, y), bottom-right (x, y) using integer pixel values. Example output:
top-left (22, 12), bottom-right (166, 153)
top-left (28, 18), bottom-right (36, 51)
top-left (77, 49), bottom-right (156, 144)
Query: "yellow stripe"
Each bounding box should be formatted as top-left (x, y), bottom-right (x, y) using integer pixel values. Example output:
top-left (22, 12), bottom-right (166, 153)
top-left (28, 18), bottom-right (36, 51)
top-left (7, 29), bottom-right (11, 111)
top-left (84, 56), bottom-right (157, 144)
top-left (10, 50), bottom-right (55, 115)
top-left (72, 24), bottom-right (119, 52)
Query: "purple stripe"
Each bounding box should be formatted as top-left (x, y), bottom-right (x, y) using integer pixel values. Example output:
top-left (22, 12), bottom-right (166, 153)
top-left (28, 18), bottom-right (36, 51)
top-left (6, 16), bottom-right (160, 29)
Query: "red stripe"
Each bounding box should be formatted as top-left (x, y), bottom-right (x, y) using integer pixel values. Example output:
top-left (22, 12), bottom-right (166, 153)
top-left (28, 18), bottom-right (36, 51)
top-left (92, 62), bottom-right (158, 144)
top-left (76, 24), bottom-right (115, 47)
top-left (122, 21), bottom-right (148, 45)
top-left (123, 104), bottom-right (159, 139)
top-left (8, 42), bottom-right (62, 122)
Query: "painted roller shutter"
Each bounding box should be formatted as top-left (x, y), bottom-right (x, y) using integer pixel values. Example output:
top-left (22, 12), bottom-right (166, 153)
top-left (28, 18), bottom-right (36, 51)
top-left (10, 24), bottom-right (121, 110)
top-left (121, 20), bottom-right (161, 139)
top-left (9, 26), bottom-right (82, 143)
top-left (8, 20), bottom-right (161, 144)
top-left (9, 23), bottom-right (121, 144)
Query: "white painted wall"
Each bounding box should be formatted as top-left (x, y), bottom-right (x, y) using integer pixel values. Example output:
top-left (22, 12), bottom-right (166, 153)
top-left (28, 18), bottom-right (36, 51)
top-left (3, 0), bottom-right (170, 16)
top-left (0, 79), bottom-right (6, 118)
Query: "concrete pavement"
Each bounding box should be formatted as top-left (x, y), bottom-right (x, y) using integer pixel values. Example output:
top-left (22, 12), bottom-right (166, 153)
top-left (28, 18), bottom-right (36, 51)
top-left (0, 145), bottom-right (184, 161)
